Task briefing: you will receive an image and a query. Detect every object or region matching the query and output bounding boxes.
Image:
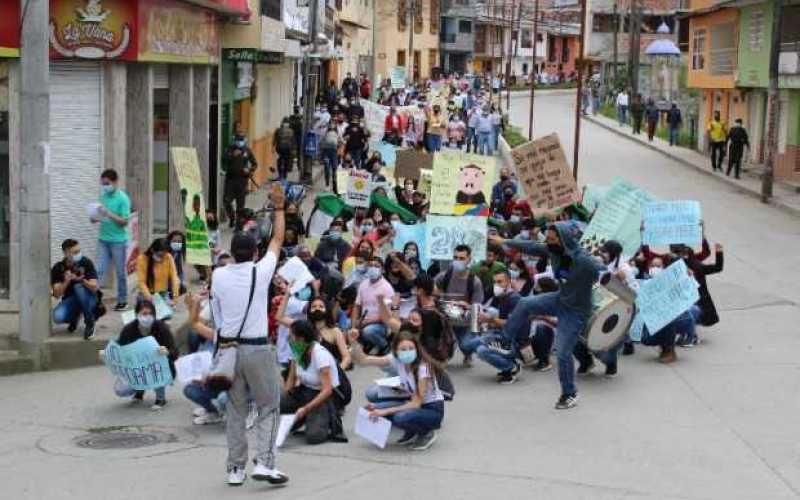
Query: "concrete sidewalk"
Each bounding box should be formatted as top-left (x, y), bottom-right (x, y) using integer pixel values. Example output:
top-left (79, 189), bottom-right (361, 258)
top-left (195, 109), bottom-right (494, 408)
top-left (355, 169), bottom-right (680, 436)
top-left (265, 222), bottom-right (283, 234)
top-left (584, 112), bottom-right (800, 218)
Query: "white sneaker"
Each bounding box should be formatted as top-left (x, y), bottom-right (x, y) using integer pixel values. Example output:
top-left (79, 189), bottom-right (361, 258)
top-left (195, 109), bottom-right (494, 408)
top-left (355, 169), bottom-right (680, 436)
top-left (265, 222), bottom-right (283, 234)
top-left (193, 412), bottom-right (223, 425)
top-left (227, 467), bottom-right (246, 486)
top-left (245, 405), bottom-right (258, 430)
top-left (251, 463), bottom-right (289, 485)
top-left (193, 407), bottom-right (207, 418)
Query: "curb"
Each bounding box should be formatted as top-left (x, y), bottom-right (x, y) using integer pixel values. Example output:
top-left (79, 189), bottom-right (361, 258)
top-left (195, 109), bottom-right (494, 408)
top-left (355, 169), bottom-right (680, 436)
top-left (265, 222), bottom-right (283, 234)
top-left (583, 115), bottom-right (800, 219)
top-left (506, 88), bottom-right (576, 98)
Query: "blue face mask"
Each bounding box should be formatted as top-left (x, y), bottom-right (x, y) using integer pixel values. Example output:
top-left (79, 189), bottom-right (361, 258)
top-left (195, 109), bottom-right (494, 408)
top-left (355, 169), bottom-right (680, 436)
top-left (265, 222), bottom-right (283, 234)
top-left (361, 224), bottom-right (373, 232)
top-left (71, 252), bottom-right (83, 263)
top-left (137, 314), bottom-right (155, 328)
top-left (451, 260), bottom-right (467, 273)
top-left (295, 286), bottom-right (313, 301)
top-left (367, 267), bottom-right (382, 281)
top-left (170, 242), bottom-right (183, 252)
top-left (519, 230), bottom-right (531, 240)
top-left (328, 230), bottom-right (341, 240)
top-left (101, 184), bottom-right (114, 196)
top-left (509, 215), bottom-right (521, 224)
top-left (396, 349), bottom-right (417, 365)
top-left (509, 269), bottom-right (521, 279)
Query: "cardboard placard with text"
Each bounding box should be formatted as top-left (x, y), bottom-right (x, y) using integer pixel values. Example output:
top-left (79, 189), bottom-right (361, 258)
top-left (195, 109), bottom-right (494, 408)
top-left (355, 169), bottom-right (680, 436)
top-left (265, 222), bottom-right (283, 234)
top-left (511, 134), bottom-right (580, 211)
top-left (395, 149), bottom-right (433, 180)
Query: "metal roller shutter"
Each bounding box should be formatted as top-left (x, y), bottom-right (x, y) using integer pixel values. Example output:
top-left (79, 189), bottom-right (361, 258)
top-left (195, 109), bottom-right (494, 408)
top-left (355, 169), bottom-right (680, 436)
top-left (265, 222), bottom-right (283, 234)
top-left (49, 62), bottom-right (104, 264)
top-left (153, 64), bottom-right (169, 89)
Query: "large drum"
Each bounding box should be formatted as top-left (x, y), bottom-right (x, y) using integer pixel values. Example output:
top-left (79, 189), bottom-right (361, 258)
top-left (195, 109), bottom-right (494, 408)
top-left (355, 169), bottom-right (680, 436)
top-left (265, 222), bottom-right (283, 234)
top-left (437, 300), bottom-right (475, 329)
top-left (584, 284), bottom-right (635, 352)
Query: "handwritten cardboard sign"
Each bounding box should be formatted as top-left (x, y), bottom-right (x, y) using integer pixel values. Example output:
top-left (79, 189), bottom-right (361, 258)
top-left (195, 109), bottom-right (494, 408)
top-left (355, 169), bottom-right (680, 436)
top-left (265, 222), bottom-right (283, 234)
top-left (581, 179), bottom-right (656, 256)
top-left (425, 215), bottom-right (487, 261)
top-left (635, 259), bottom-right (700, 333)
top-left (642, 200), bottom-right (702, 247)
top-left (104, 336), bottom-right (173, 391)
top-left (430, 151), bottom-right (497, 215)
top-left (170, 147), bottom-right (212, 266)
top-left (510, 134), bottom-right (580, 211)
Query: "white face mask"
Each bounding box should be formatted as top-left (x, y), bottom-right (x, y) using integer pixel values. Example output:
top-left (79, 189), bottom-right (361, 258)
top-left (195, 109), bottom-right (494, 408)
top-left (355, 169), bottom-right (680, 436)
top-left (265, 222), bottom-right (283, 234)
top-left (493, 284), bottom-right (506, 297)
top-left (650, 267), bottom-right (663, 277)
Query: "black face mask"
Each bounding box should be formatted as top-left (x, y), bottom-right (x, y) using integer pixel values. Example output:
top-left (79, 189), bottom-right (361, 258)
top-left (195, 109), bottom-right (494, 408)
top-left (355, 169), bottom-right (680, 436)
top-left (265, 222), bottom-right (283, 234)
top-left (207, 219), bottom-right (219, 231)
top-left (308, 310), bottom-right (327, 323)
top-left (500, 175), bottom-right (509, 182)
top-left (547, 244), bottom-right (563, 255)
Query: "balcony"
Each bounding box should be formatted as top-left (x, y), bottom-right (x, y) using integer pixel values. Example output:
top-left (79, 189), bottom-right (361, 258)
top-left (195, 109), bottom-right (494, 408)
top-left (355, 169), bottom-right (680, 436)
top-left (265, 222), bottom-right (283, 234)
top-left (709, 47), bottom-right (736, 76)
top-left (441, 32), bottom-right (474, 53)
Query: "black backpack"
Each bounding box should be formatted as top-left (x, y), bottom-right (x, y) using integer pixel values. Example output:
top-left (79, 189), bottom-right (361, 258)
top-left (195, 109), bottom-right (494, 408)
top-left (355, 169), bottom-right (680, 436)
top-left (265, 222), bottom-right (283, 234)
top-left (440, 267), bottom-right (476, 302)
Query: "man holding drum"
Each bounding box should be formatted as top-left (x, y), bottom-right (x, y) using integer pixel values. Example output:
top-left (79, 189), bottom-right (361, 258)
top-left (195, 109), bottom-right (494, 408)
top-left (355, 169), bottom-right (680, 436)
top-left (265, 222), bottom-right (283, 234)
top-left (491, 222), bottom-right (605, 410)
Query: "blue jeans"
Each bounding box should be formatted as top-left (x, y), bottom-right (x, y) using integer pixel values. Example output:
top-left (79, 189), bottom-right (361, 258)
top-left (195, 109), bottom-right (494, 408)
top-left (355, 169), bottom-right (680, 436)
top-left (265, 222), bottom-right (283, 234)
top-left (464, 333), bottom-right (515, 372)
top-left (531, 323), bottom-right (555, 360)
top-left (386, 401), bottom-right (444, 435)
top-left (669, 127), bottom-right (679, 146)
top-left (492, 125), bottom-right (500, 150)
top-left (426, 134), bottom-right (442, 152)
top-left (136, 387), bottom-right (166, 401)
top-left (360, 322), bottom-right (389, 352)
top-left (454, 326), bottom-right (478, 357)
top-left (184, 382), bottom-right (219, 414)
top-left (502, 292), bottom-right (588, 396)
top-left (321, 147), bottom-right (338, 189)
top-left (674, 306), bottom-right (701, 341)
top-left (97, 239), bottom-right (128, 303)
top-left (466, 127), bottom-right (476, 152)
top-left (477, 131), bottom-right (494, 156)
top-left (53, 284), bottom-right (97, 325)
top-left (617, 105), bottom-right (628, 126)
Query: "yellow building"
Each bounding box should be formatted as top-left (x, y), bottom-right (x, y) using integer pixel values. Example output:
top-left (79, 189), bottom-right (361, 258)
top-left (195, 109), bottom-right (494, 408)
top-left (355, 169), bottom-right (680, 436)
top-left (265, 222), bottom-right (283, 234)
top-left (374, 0), bottom-right (441, 82)
top-left (336, 0), bottom-right (375, 85)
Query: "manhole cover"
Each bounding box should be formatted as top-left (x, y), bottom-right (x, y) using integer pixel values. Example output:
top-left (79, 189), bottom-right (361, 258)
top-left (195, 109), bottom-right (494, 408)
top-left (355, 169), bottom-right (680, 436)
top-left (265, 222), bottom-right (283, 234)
top-left (74, 427), bottom-right (178, 450)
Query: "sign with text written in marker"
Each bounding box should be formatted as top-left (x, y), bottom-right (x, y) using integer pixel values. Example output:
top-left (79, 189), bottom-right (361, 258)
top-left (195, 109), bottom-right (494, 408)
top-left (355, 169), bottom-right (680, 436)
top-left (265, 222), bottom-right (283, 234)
top-left (642, 200), bottom-right (702, 247)
top-left (425, 215), bottom-right (487, 261)
top-left (635, 260), bottom-right (699, 333)
top-left (104, 336), bottom-right (173, 391)
top-left (511, 134), bottom-right (580, 211)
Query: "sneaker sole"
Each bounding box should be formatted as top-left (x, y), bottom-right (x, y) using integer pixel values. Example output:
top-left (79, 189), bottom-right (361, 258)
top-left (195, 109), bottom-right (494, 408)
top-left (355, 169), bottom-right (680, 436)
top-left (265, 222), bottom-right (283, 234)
top-left (498, 378), bottom-right (517, 385)
top-left (227, 480), bottom-right (246, 487)
top-left (411, 434), bottom-right (437, 451)
top-left (251, 474), bottom-right (289, 485)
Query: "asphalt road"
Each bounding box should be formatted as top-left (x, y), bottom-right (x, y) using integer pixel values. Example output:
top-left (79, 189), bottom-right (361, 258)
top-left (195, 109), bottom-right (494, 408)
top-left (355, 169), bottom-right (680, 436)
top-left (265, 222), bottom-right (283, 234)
top-left (2, 92), bottom-right (800, 500)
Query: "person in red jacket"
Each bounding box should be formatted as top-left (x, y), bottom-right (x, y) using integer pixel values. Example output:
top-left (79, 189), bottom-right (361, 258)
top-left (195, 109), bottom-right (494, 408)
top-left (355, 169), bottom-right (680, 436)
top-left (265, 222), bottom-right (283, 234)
top-left (360, 75), bottom-right (372, 99)
top-left (383, 107), bottom-right (406, 145)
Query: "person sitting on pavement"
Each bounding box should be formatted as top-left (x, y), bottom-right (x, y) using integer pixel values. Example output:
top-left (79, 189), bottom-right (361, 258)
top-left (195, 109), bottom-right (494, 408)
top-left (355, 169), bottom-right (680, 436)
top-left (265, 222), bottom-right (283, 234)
top-left (295, 244), bottom-right (327, 280)
top-left (280, 319), bottom-right (349, 445)
top-left (471, 244), bottom-right (507, 300)
top-left (351, 256), bottom-right (397, 355)
top-left (315, 220), bottom-right (352, 273)
top-left (137, 238), bottom-right (181, 307)
top-left (275, 278), bottom-right (314, 378)
top-left (118, 299), bottom-right (178, 410)
top-left (350, 330), bottom-right (445, 451)
top-left (51, 238), bottom-right (100, 340)
top-left (184, 292), bottom-right (225, 425)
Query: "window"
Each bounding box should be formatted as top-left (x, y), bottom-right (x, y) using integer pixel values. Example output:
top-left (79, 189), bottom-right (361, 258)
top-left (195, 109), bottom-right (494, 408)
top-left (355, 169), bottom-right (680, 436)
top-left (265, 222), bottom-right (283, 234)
top-left (522, 63), bottom-right (529, 74)
top-left (780, 6), bottom-right (800, 46)
top-left (522, 28), bottom-right (532, 48)
top-left (459, 20), bottom-right (471, 33)
top-left (692, 28), bottom-right (706, 70)
top-left (710, 23), bottom-right (737, 75)
top-left (431, 0), bottom-right (440, 34)
top-left (429, 49), bottom-right (438, 71)
top-left (749, 10), bottom-right (764, 52)
top-left (397, 50), bottom-right (406, 67)
top-left (261, 0), bottom-right (280, 20)
top-left (561, 39), bottom-right (570, 63)
top-left (548, 35), bottom-right (557, 62)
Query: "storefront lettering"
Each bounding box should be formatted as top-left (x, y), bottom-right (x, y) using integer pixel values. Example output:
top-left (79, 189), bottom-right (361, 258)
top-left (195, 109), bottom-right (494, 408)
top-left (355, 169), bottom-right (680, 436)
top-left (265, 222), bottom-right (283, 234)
top-left (50, 0), bottom-right (132, 60)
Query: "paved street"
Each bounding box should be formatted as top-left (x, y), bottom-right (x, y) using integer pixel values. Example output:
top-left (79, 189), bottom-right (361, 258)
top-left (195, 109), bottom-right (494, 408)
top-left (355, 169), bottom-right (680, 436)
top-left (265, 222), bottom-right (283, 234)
top-left (3, 92), bottom-right (800, 500)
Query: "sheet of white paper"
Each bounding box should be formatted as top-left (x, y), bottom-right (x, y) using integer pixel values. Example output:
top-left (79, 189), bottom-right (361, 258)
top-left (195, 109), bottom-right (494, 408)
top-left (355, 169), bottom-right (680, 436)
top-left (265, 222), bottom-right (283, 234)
top-left (355, 408), bottom-right (392, 449)
top-left (174, 351), bottom-right (212, 386)
top-left (86, 202), bottom-right (103, 221)
top-left (152, 294), bottom-right (174, 320)
top-left (277, 257), bottom-right (315, 293)
top-left (375, 376), bottom-right (402, 388)
top-left (120, 310), bottom-right (136, 325)
top-left (276, 414), bottom-right (296, 448)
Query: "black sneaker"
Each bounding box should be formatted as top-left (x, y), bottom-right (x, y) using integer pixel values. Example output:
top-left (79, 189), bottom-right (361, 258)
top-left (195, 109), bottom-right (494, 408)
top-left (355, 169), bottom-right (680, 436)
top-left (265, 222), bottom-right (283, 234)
top-left (396, 431), bottom-right (417, 445)
top-left (497, 370), bottom-right (517, 385)
top-left (510, 360), bottom-right (521, 376)
top-left (411, 431), bottom-right (437, 451)
top-left (604, 362), bottom-right (618, 378)
top-left (555, 393), bottom-right (579, 410)
top-left (67, 317), bottom-right (79, 333)
top-left (83, 322), bottom-right (96, 341)
top-left (113, 302), bottom-right (128, 312)
top-left (577, 358), bottom-right (594, 375)
top-left (622, 342), bottom-right (635, 356)
top-left (533, 359), bottom-right (553, 372)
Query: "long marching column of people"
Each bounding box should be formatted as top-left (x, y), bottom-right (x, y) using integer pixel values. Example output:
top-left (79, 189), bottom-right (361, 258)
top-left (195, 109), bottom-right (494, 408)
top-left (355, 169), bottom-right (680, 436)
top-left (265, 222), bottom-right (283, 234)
top-left (83, 71), bottom-right (725, 489)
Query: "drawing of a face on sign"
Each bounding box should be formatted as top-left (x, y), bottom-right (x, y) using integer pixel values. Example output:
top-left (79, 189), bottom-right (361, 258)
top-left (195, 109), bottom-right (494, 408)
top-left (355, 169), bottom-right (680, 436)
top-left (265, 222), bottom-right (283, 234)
top-left (455, 164), bottom-right (486, 205)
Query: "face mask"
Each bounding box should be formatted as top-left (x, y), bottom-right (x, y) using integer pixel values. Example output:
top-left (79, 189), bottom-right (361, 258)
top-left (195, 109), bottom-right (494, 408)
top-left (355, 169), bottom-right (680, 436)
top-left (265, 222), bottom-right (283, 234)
top-left (137, 314), bottom-right (154, 328)
top-left (405, 249), bottom-right (417, 259)
top-left (650, 267), bottom-right (663, 277)
top-left (170, 242), bottom-right (183, 252)
top-left (391, 220), bottom-right (401, 231)
top-left (452, 260), bottom-right (467, 273)
top-left (289, 339), bottom-right (310, 367)
top-left (509, 215), bottom-right (521, 224)
top-left (519, 230), bottom-right (531, 240)
top-left (500, 175), bottom-right (509, 182)
top-left (295, 286), bottom-right (313, 301)
top-left (361, 224), bottom-right (373, 232)
top-left (396, 349), bottom-right (417, 365)
top-left (101, 184), bottom-right (114, 195)
top-left (308, 310), bottom-right (327, 323)
top-left (328, 230), bottom-right (341, 240)
top-left (236, 140), bottom-right (246, 148)
top-left (547, 244), bottom-right (563, 255)
top-left (356, 263), bottom-right (367, 272)
top-left (509, 269), bottom-right (521, 279)
top-left (367, 267), bottom-right (382, 281)
top-left (493, 284), bottom-right (506, 296)
top-left (71, 252), bottom-right (83, 262)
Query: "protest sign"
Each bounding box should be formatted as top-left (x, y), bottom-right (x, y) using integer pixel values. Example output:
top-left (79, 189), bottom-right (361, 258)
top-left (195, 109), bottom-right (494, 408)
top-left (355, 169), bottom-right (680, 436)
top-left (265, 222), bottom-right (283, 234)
top-left (425, 215), bottom-right (487, 261)
top-left (175, 351), bottom-right (212, 386)
top-left (393, 222), bottom-right (430, 270)
top-left (276, 415), bottom-right (296, 448)
top-left (580, 179), bottom-right (655, 256)
top-left (390, 66), bottom-right (406, 89)
top-left (582, 184), bottom-right (609, 213)
top-left (511, 134), bottom-right (580, 210)
top-left (635, 260), bottom-right (700, 333)
top-left (361, 100), bottom-right (389, 146)
top-left (170, 147), bottom-right (212, 266)
top-left (430, 150), bottom-right (497, 215)
top-left (278, 256), bottom-right (315, 293)
top-left (373, 142), bottom-right (398, 167)
top-left (346, 169), bottom-right (372, 208)
top-left (354, 407), bottom-right (392, 449)
top-left (104, 336), bottom-right (173, 391)
top-left (417, 168), bottom-right (433, 198)
top-left (642, 200), bottom-right (702, 247)
top-left (395, 149), bottom-right (433, 180)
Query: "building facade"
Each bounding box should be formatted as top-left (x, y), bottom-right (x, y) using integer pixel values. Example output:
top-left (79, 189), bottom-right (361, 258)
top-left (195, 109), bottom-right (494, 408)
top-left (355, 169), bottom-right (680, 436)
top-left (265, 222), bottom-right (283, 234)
top-left (374, 0), bottom-right (441, 81)
top-left (335, 0), bottom-right (374, 84)
top-left (440, 0), bottom-right (477, 74)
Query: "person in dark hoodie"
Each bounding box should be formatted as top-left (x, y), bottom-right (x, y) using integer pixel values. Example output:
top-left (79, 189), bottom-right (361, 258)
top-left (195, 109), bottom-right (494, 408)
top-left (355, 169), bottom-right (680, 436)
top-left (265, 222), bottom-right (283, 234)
top-left (490, 221), bottom-right (604, 410)
top-left (117, 300), bottom-right (178, 410)
top-left (675, 241), bottom-right (724, 346)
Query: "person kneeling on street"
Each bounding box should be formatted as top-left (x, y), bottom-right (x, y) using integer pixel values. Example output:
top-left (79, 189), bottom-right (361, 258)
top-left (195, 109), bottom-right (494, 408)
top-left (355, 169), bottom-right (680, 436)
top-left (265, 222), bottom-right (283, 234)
top-left (51, 238), bottom-right (101, 340)
top-left (280, 320), bottom-right (349, 444)
top-left (118, 300), bottom-right (178, 410)
top-left (351, 330), bottom-right (445, 451)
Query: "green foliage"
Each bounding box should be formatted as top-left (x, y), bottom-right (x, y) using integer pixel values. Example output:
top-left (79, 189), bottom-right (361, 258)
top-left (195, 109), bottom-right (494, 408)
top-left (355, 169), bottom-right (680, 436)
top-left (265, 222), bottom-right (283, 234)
top-left (503, 126), bottom-right (529, 148)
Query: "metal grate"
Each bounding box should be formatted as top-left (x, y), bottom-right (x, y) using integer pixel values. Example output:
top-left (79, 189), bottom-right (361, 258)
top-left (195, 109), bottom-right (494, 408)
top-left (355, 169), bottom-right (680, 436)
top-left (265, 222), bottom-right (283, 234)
top-left (74, 427), bottom-right (178, 450)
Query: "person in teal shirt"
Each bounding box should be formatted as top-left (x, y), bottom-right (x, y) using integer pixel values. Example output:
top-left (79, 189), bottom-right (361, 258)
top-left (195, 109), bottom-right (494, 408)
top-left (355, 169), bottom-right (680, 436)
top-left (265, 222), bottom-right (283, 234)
top-left (95, 169), bottom-right (131, 311)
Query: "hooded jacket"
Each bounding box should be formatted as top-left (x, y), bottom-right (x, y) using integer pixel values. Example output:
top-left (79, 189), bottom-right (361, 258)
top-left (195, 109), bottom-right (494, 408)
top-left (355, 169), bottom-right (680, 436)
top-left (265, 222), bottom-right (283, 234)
top-left (504, 221), bottom-right (603, 315)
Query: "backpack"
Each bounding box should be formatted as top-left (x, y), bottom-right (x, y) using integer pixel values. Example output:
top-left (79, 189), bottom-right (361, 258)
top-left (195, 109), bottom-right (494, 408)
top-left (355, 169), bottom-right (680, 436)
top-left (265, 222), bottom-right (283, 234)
top-left (440, 267), bottom-right (476, 302)
top-left (432, 308), bottom-right (456, 361)
top-left (321, 130), bottom-right (338, 149)
top-left (276, 127), bottom-right (294, 151)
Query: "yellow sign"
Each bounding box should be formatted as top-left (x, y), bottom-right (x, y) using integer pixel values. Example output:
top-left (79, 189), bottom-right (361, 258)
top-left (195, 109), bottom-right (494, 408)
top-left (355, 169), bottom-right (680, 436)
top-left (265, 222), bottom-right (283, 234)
top-left (430, 151), bottom-right (497, 216)
top-left (170, 147), bottom-right (212, 266)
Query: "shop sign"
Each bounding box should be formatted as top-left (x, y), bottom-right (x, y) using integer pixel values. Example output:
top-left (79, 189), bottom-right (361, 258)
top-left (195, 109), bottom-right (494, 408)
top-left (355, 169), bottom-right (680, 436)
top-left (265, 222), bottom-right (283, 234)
top-left (49, 0), bottom-right (137, 60)
top-left (0, 3), bottom-right (20, 57)
top-left (138, 0), bottom-right (220, 64)
top-left (224, 48), bottom-right (284, 65)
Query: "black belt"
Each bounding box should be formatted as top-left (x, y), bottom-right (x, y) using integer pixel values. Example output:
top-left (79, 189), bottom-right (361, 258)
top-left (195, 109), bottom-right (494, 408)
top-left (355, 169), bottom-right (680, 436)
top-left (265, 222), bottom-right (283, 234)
top-left (218, 337), bottom-right (268, 346)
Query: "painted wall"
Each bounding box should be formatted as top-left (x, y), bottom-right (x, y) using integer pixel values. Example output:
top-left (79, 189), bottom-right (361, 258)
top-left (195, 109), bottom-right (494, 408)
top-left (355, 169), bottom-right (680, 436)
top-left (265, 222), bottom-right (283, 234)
top-left (775, 90), bottom-right (800, 181)
top-left (374, 0), bottom-right (440, 81)
top-left (736, 3), bottom-right (771, 89)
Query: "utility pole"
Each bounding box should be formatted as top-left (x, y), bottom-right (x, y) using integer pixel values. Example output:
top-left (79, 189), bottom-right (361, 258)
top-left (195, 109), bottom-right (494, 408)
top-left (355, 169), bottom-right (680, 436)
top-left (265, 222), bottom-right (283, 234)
top-left (572, 0), bottom-right (588, 179)
top-left (612, 1), bottom-right (618, 87)
top-left (19, 0), bottom-right (52, 368)
top-left (406, 0), bottom-right (415, 83)
top-left (371, 0), bottom-right (378, 93)
top-left (762, 0), bottom-right (784, 202)
top-left (301, 0), bottom-right (321, 184)
top-left (528, 0), bottom-right (540, 140)
top-left (630, 0), bottom-right (642, 96)
top-left (506, 0), bottom-right (521, 113)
